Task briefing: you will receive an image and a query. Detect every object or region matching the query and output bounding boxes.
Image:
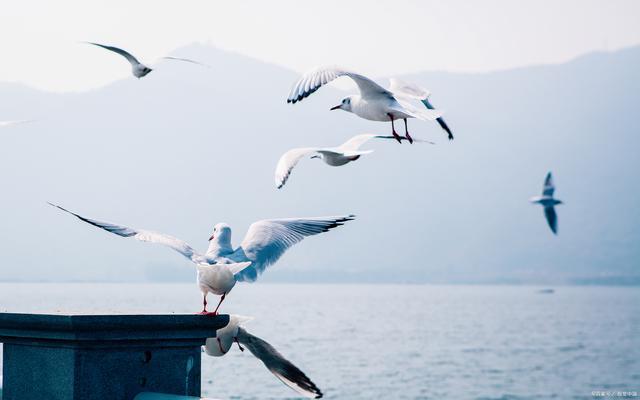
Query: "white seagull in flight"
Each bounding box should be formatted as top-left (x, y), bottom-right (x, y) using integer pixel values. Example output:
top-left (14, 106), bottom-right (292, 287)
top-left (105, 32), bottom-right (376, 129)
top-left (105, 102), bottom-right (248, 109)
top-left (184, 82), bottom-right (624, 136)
top-left (205, 315), bottom-right (323, 398)
top-left (275, 133), bottom-right (433, 189)
top-left (85, 42), bottom-right (207, 78)
top-left (49, 203), bottom-right (354, 314)
top-left (287, 66), bottom-right (446, 143)
top-left (529, 172), bottom-right (563, 234)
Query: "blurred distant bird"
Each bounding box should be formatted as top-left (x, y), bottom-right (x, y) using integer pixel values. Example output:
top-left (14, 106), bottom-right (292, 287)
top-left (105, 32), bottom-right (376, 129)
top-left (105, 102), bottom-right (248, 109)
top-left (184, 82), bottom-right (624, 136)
top-left (84, 42), bottom-right (207, 78)
top-left (529, 172), bottom-right (563, 234)
top-left (388, 78), bottom-right (454, 140)
top-left (205, 315), bottom-right (323, 398)
top-left (0, 120), bottom-right (34, 128)
top-left (49, 203), bottom-right (354, 313)
top-left (275, 133), bottom-right (433, 189)
top-left (286, 66), bottom-right (444, 143)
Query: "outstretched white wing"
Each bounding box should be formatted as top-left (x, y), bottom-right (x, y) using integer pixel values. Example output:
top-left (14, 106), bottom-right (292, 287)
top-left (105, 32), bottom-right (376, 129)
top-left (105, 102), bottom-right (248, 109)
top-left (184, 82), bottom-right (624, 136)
top-left (274, 147), bottom-right (320, 189)
top-left (49, 203), bottom-right (206, 264)
top-left (233, 215), bottom-right (355, 281)
top-left (287, 66), bottom-right (392, 104)
top-left (236, 327), bottom-right (323, 398)
top-left (542, 172), bottom-right (555, 197)
top-left (389, 79), bottom-right (454, 140)
top-left (86, 42), bottom-right (141, 67)
top-left (388, 78), bottom-right (430, 100)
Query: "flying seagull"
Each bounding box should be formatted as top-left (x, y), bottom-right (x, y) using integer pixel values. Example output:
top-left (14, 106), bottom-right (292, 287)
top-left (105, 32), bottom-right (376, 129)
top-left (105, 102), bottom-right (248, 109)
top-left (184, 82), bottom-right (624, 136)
top-left (85, 42), bottom-right (207, 78)
top-left (49, 203), bottom-right (354, 313)
top-left (205, 315), bottom-right (323, 398)
top-left (286, 66), bottom-right (445, 143)
top-left (388, 78), bottom-right (453, 140)
top-left (275, 133), bottom-right (433, 189)
top-left (529, 172), bottom-right (563, 234)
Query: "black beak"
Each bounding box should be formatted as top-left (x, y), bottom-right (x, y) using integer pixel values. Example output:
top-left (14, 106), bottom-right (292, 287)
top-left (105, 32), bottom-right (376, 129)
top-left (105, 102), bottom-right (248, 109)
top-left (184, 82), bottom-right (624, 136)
top-left (208, 234), bottom-right (214, 241)
top-left (330, 105), bottom-right (341, 111)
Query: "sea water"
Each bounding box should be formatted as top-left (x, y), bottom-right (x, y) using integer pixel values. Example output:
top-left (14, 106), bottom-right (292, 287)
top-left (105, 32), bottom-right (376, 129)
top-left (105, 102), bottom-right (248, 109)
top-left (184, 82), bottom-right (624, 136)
top-left (0, 283), bottom-right (638, 399)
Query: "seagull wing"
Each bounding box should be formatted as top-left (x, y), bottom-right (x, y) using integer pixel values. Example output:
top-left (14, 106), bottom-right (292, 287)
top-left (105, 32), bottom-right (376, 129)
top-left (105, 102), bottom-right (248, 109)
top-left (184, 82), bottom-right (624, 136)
top-left (389, 79), bottom-right (454, 140)
top-left (542, 172), bottom-right (555, 196)
top-left (544, 206), bottom-right (558, 234)
top-left (236, 327), bottom-right (323, 399)
top-left (287, 66), bottom-right (391, 104)
top-left (388, 78), bottom-right (430, 100)
top-left (86, 42), bottom-right (141, 66)
top-left (422, 97), bottom-right (454, 140)
top-left (234, 215), bottom-right (355, 281)
top-left (337, 134), bottom-right (380, 151)
top-left (48, 203), bottom-right (206, 264)
top-left (274, 147), bottom-right (320, 189)
top-left (160, 56), bottom-right (210, 68)
top-left (0, 120), bottom-right (35, 127)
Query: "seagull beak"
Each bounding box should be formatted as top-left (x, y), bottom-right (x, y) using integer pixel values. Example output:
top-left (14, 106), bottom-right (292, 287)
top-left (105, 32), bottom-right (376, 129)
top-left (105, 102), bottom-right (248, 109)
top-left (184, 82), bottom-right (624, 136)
top-left (310, 155), bottom-right (320, 159)
top-left (330, 104), bottom-right (341, 111)
top-left (208, 234), bottom-right (215, 241)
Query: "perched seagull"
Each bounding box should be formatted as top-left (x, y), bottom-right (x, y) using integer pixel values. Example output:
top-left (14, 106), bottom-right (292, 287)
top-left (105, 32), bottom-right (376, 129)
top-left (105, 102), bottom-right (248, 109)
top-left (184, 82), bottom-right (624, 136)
top-left (388, 78), bottom-right (454, 140)
top-left (275, 133), bottom-right (434, 189)
top-left (205, 315), bottom-right (323, 398)
top-left (85, 42), bottom-right (207, 78)
top-left (0, 120), bottom-right (34, 128)
top-left (287, 66), bottom-right (445, 143)
top-left (529, 172), bottom-right (563, 234)
top-left (49, 203), bottom-right (354, 313)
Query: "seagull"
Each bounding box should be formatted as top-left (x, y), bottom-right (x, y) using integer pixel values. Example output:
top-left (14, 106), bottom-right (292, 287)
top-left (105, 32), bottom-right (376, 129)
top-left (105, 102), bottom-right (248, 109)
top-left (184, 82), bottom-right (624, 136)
top-left (287, 66), bottom-right (445, 143)
top-left (84, 42), bottom-right (207, 78)
top-left (205, 315), bottom-right (323, 398)
top-left (388, 78), bottom-right (454, 140)
top-left (49, 203), bottom-right (354, 313)
top-left (275, 133), bottom-right (434, 189)
top-left (0, 120), bottom-right (34, 128)
top-left (529, 172), bottom-right (563, 234)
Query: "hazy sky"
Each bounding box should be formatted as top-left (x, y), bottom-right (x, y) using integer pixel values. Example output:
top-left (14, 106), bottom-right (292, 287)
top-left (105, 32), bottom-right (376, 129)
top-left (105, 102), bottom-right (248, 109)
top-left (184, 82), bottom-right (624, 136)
top-left (0, 0), bottom-right (639, 92)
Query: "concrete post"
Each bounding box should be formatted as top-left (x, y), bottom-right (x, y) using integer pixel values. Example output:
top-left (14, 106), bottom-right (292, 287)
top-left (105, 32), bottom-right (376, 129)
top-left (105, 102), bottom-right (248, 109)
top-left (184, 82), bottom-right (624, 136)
top-left (0, 313), bottom-right (229, 400)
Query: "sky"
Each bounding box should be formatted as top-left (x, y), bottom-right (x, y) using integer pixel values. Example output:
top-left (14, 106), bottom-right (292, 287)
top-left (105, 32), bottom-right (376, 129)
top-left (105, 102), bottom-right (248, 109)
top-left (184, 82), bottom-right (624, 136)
top-left (0, 0), bottom-right (639, 92)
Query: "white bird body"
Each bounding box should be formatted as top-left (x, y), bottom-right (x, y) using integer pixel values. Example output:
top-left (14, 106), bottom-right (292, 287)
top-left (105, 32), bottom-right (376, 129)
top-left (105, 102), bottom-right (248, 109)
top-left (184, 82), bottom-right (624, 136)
top-left (287, 66), bottom-right (446, 142)
top-left (196, 263), bottom-right (237, 296)
top-left (274, 133), bottom-right (432, 188)
top-left (529, 172), bottom-right (563, 234)
top-left (204, 315), bottom-right (323, 398)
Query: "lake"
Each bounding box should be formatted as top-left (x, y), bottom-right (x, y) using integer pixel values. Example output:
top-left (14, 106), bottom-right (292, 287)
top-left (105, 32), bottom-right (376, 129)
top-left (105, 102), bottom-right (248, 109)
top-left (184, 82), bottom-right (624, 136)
top-left (0, 283), bottom-right (638, 399)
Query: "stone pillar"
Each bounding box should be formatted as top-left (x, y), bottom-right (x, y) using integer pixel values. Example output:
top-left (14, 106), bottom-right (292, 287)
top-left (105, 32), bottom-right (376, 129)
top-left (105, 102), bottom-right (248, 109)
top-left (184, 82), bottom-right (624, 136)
top-left (0, 313), bottom-right (229, 400)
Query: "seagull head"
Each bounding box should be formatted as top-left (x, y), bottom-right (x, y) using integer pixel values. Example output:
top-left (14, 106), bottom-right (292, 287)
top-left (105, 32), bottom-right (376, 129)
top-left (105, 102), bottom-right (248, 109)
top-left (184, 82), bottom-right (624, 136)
top-left (209, 223), bottom-right (231, 242)
top-left (330, 96), bottom-right (353, 112)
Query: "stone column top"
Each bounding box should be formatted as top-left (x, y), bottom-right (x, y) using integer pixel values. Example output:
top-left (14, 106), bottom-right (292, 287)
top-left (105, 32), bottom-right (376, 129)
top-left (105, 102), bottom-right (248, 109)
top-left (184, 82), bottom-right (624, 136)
top-left (0, 313), bottom-right (229, 342)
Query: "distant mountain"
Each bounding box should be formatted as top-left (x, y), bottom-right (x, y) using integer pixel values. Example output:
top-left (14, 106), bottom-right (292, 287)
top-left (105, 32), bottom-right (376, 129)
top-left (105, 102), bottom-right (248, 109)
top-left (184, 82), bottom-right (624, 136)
top-left (0, 44), bottom-right (638, 284)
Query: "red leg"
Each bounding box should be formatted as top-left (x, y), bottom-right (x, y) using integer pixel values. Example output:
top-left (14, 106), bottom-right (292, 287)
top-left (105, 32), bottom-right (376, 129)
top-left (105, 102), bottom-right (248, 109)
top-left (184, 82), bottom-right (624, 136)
top-left (197, 294), bottom-right (208, 314)
top-left (388, 113), bottom-right (402, 143)
top-left (403, 118), bottom-right (413, 144)
top-left (212, 293), bottom-right (226, 315)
